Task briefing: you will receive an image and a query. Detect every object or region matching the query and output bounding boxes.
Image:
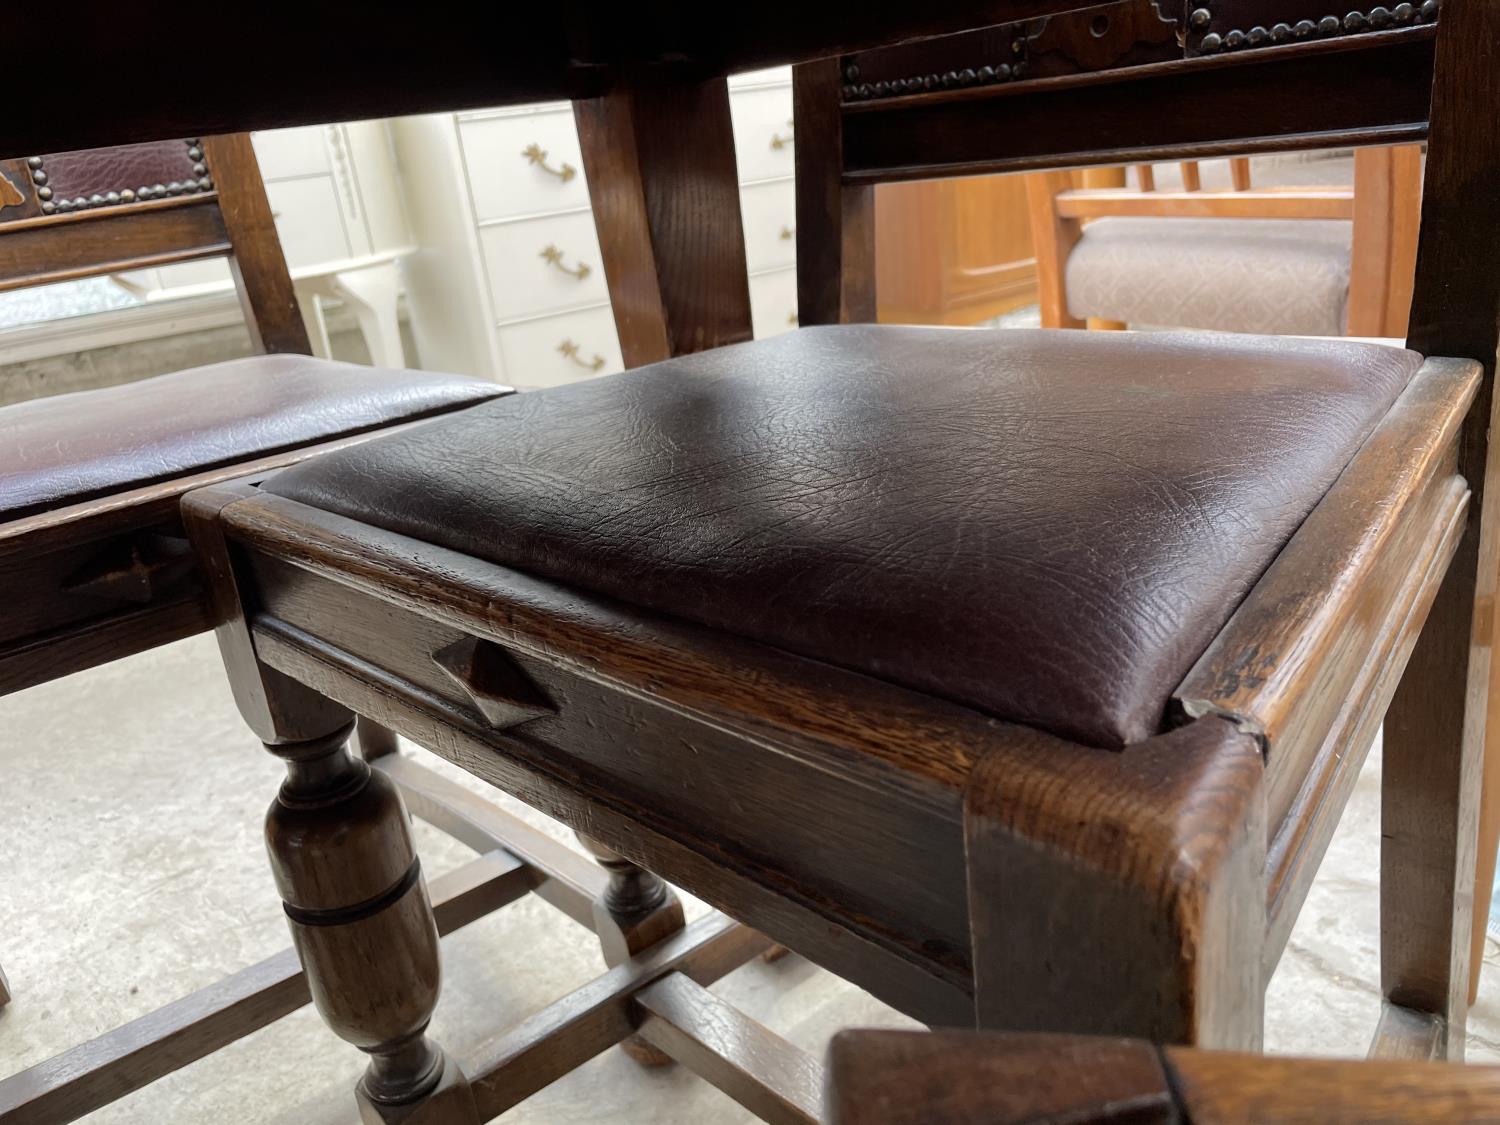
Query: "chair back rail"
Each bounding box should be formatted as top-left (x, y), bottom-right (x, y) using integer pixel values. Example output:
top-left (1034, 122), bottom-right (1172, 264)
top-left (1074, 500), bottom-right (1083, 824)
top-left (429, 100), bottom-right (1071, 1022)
top-left (839, 29), bottom-right (1434, 182)
top-left (0, 134), bottom-right (309, 354)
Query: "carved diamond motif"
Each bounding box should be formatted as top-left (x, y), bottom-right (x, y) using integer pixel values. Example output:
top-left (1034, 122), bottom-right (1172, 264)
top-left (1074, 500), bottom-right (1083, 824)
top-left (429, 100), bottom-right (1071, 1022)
top-left (431, 636), bottom-right (555, 730)
top-left (62, 533), bottom-right (195, 604)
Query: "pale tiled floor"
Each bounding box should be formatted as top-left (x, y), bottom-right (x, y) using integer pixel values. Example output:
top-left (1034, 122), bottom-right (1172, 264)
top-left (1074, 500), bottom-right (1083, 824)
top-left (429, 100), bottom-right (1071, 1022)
top-left (3, 633), bottom-right (1499, 1123)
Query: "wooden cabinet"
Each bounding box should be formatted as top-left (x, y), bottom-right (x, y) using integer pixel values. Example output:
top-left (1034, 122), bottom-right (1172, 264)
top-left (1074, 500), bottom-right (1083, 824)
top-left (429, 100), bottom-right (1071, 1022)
top-left (875, 173), bottom-right (1038, 325)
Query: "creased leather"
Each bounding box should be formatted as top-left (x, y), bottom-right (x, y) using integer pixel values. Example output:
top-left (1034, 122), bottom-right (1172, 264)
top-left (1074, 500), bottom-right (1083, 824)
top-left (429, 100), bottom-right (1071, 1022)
top-left (1, 354), bottom-right (504, 521)
top-left (38, 141), bottom-right (200, 199)
top-left (266, 325), bottom-right (1420, 748)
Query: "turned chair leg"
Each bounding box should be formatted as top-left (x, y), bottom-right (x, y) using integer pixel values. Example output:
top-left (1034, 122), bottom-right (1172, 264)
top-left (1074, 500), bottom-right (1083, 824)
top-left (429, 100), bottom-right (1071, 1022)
top-left (578, 834), bottom-right (685, 1066)
top-left (265, 720), bottom-right (478, 1123)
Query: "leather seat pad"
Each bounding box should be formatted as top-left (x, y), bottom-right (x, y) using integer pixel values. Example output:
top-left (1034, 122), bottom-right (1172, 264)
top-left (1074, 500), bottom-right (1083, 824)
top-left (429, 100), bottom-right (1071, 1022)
top-left (1, 353), bottom-right (504, 521)
top-left (264, 326), bottom-right (1419, 748)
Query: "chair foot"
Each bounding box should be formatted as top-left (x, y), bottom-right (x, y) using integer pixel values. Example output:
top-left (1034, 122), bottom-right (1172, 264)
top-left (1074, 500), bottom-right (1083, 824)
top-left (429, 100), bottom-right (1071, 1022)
top-left (357, 1052), bottom-right (478, 1125)
top-left (578, 834), bottom-right (685, 1067)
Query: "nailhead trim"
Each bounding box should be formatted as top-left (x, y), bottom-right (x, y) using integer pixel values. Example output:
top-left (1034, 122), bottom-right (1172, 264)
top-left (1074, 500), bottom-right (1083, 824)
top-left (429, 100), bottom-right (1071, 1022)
top-left (37, 139), bottom-right (214, 216)
top-left (841, 39), bottom-right (1028, 102)
top-left (1194, 0), bottom-right (1436, 55)
top-left (844, 0), bottom-right (1441, 103)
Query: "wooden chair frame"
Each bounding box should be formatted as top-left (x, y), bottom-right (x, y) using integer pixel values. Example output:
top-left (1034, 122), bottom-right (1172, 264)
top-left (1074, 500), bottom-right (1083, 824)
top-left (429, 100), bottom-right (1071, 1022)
top-left (1024, 147), bottom-right (1424, 335)
top-left (795, 2), bottom-right (1497, 1056)
top-left (0, 135), bottom-right (308, 354)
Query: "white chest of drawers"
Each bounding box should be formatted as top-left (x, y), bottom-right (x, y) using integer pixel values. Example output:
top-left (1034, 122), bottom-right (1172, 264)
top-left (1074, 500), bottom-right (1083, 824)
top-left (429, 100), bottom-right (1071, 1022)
top-left (113, 122), bottom-right (417, 366)
top-left (391, 67), bottom-right (799, 388)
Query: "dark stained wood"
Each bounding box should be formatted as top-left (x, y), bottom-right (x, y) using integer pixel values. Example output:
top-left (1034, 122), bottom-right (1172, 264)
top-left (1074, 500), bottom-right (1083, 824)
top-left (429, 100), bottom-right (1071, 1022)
top-left (0, 851), bottom-right (528, 1125)
top-left (825, 1029), bottom-right (1175, 1125)
top-left (0, 417), bottom-right (453, 697)
top-left (0, 197), bottom-right (229, 291)
top-left (793, 59), bottom-right (875, 326)
top-left (964, 717), bottom-right (1266, 1049)
top-left (1172, 358), bottom-right (1477, 968)
top-left (826, 1029), bottom-right (1500, 1124)
top-left (201, 135), bottom-right (310, 355)
top-left (0, 4), bottom-right (1170, 157)
top-left (577, 834), bottom-right (686, 1067)
top-left (180, 483), bottom-right (352, 745)
top-left (148, 1), bottom-right (1499, 1104)
top-left (467, 913), bottom-right (770, 1120)
top-left (1166, 1043), bottom-right (1500, 1124)
top-left (259, 725), bottom-right (474, 1121)
top-left (576, 78), bottom-right (752, 365)
top-left (245, 601), bottom-right (975, 1028)
top-left (1382, 0), bottom-right (1500, 1060)
top-left (841, 30), bottom-right (1434, 182)
top-left (633, 973), bottom-right (823, 1125)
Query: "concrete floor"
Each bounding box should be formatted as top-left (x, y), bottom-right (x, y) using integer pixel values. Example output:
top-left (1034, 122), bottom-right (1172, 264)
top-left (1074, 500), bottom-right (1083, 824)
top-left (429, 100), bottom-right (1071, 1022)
top-left (3, 635), bottom-right (1500, 1123)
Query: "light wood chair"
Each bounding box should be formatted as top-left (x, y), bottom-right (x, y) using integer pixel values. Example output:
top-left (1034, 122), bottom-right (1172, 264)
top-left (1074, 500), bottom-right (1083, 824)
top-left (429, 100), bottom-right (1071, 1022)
top-left (148, 6), bottom-right (1500, 1125)
top-left (1024, 148), bottom-right (1424, 336)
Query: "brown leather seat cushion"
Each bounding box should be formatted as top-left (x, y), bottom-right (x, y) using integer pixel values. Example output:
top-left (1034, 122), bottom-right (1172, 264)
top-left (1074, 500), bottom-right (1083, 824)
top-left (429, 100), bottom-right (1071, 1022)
top-left (1, 353), bottom-right (504, 521)
top-left (264, 326), bottom-right (1419, 748)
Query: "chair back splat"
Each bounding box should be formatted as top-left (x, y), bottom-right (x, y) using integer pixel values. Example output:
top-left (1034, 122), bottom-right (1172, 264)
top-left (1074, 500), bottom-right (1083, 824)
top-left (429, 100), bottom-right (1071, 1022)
top-left (0, 134), bottom-right (309, 354)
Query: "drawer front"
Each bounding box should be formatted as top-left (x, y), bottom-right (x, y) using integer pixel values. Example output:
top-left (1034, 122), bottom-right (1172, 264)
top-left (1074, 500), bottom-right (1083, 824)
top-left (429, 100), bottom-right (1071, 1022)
top-left (730, 85), bottom-right (796, 184)
top-left (462, 109), bottom-right (591, 224)
top-left (252, 125), bottom-right (331, 181)
top-left (750, 268), bottom-right (799, 340)
top-left (482, 210), bottom-right (610, 322)
top-left (496, 305), bottom-right (624, 388)
top-left (265, 177), bottom-right (352, 269)
top-left (740, 179), bottom-right (796, 275)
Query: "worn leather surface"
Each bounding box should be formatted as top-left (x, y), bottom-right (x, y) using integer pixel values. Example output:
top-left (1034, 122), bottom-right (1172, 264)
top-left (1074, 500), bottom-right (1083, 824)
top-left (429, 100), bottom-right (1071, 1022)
top-left (38, 141), bottom-right (200, 201)
top-left (1, 354), bottom-right (504, 521)
top-left (266, 326), bottom-right (1419, 748)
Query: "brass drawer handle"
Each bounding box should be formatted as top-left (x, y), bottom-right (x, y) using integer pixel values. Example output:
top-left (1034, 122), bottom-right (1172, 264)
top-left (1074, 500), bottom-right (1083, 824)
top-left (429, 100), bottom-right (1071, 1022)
top-left (769, 119), bottom-right (795, 150)
top-left (779, 225), bottom-right (795, 241)
top-left (540, 244), bottom-right (592, 281)
top-left (558, 339), bottom-right (605, 372)
top-left (521, 142), bottom-right (577, 183)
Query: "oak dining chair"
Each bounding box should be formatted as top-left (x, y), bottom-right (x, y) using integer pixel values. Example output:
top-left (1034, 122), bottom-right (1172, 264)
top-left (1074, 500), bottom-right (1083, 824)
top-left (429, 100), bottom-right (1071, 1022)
top-left (164, 1), bottom-right (1500, 1121)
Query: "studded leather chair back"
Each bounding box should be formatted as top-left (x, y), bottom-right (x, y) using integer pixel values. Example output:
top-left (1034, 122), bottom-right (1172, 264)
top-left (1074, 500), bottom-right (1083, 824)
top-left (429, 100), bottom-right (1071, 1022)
top-left (0, 135), bottom-right (309, 354)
